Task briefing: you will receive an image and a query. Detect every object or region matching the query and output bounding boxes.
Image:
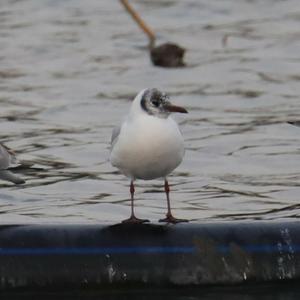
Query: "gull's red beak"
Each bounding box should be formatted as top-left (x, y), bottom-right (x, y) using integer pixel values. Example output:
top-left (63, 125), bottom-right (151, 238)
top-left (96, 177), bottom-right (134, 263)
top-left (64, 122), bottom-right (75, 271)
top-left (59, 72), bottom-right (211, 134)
top-left (164, 103), bottom-right (188, 113)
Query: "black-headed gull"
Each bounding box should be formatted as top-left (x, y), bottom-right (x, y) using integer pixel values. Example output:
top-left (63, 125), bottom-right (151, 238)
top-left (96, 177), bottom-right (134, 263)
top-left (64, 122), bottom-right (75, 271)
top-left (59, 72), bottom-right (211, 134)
top-left (0, 143), bottom-right (25, 184)
top-left (110, 88), bottom-right (188, 224)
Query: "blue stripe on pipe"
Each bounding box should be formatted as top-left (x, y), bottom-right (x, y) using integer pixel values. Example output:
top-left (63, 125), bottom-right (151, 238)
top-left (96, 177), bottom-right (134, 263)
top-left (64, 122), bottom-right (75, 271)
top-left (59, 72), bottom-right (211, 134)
top-left (0, 244), bottom-right (298, 255)
top-left (0, 246), bottom-right (195, 255)
top-left (218, 244), bottom-right (299, 254)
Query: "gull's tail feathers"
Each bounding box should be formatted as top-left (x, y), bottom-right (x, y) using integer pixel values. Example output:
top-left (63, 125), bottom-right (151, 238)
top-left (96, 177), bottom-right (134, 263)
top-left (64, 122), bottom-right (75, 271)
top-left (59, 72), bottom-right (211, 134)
top-left (0, 170), bottom-right (25, 184)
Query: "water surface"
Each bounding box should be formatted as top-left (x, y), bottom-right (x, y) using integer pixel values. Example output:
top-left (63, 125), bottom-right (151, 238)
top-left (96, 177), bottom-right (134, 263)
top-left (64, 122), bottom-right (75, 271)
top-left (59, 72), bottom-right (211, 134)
top-left (0, 0), bottom-right (300, 224)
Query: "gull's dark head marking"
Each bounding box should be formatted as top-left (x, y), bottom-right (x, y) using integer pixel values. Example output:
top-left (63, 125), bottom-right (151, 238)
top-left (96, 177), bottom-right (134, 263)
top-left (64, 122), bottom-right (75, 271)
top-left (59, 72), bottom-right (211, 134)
top-left (140, 88), bottom-right (187, 118)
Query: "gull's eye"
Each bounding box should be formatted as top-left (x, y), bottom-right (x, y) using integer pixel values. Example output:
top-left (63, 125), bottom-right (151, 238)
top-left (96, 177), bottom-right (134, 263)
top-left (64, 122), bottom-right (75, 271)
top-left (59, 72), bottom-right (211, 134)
top-left (151, 99), bottom-right (160, 107)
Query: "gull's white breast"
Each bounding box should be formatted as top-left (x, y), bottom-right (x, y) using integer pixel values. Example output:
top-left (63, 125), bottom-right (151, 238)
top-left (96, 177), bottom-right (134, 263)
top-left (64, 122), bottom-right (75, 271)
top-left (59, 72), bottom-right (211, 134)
top-left (110, 114), bottom-right (184, 180)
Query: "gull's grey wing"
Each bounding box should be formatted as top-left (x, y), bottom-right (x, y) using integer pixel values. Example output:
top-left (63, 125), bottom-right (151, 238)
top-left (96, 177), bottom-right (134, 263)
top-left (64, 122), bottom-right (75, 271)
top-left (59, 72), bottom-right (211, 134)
top-left (111, 125), bottom-right (121, 148)
top-left (0, 143), bottom-right (13, 170)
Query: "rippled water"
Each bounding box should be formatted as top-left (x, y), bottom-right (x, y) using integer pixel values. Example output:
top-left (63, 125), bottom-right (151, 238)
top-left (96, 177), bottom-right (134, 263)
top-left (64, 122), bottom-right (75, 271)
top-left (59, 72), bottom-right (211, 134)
top-left (1, 0), bottom-right (300, 224)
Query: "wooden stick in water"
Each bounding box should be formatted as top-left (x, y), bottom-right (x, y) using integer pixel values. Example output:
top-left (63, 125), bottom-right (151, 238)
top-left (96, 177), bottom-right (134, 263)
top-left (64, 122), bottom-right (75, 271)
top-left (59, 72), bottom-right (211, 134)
top-left (120, 0), bottom-right (156, 48)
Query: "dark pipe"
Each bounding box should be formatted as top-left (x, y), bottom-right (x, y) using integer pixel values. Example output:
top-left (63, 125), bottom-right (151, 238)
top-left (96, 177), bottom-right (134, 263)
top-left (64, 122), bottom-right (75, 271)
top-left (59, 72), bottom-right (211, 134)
top-left (0, 222), bottom-right (299, 290)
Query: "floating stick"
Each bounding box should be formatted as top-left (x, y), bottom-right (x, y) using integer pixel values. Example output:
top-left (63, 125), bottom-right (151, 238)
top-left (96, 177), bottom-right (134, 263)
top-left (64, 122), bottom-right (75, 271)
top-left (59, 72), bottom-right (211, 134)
top-left (120, 0), bottom-right (156, 48)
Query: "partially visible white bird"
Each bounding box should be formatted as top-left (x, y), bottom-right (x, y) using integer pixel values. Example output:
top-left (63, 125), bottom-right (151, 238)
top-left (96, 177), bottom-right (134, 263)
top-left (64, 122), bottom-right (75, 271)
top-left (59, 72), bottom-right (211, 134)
top-left (0, 143), bottom-right (25, 184)
top-left (110, 88), bottom-right (188, 224)
top-left (288, 121), bottom-right (300, 127)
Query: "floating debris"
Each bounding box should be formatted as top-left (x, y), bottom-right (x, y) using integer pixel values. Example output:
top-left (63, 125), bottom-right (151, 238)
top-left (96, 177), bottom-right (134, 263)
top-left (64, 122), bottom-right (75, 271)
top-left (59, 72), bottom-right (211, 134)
top-left (120, 0), bottom-right (185, 68)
